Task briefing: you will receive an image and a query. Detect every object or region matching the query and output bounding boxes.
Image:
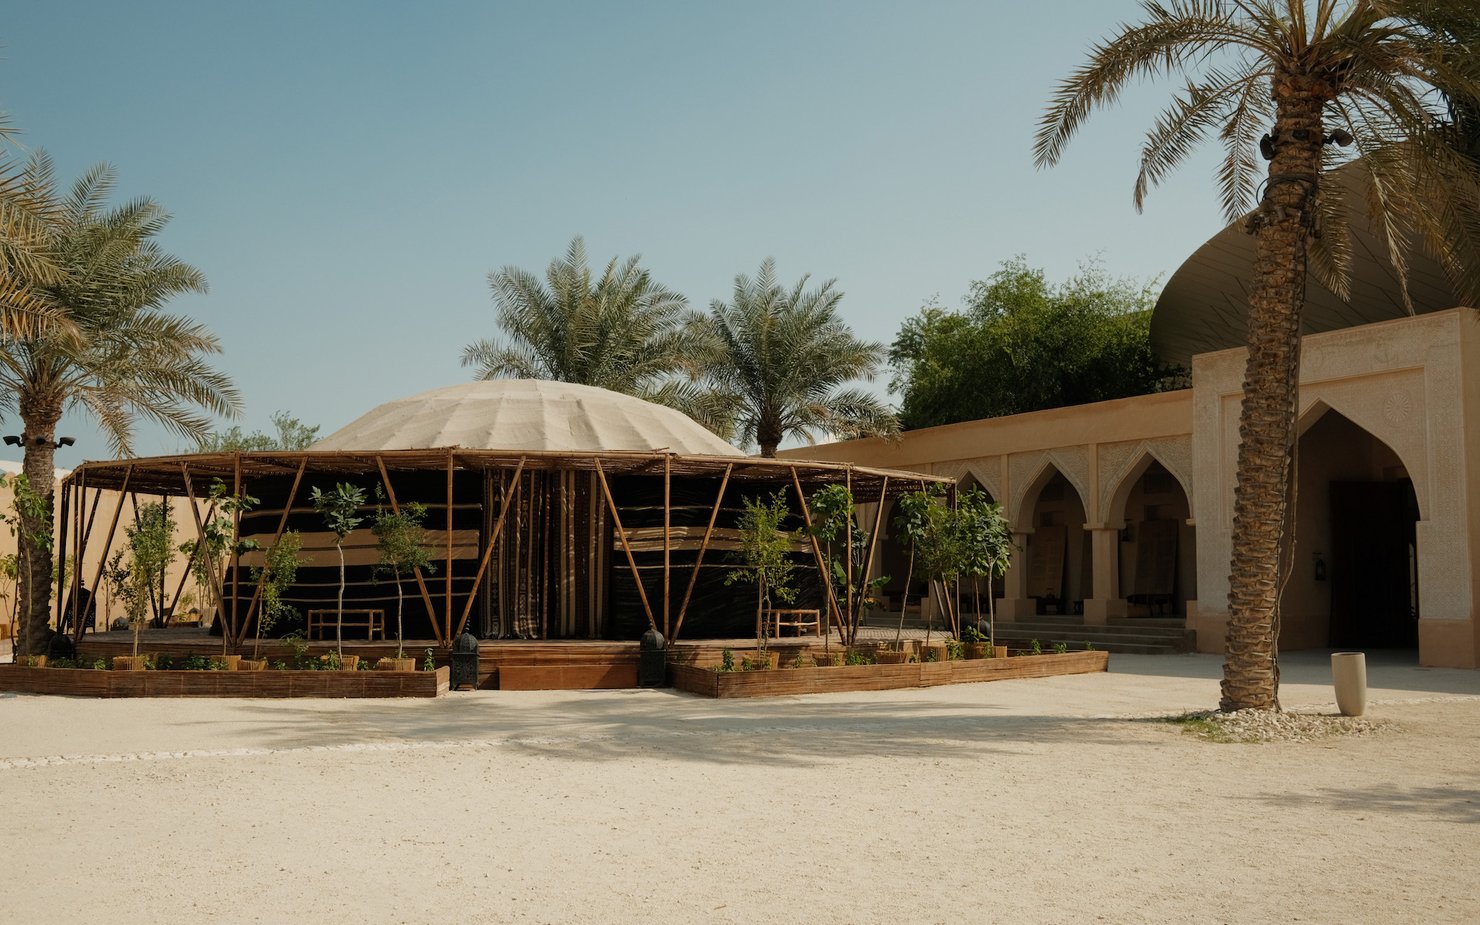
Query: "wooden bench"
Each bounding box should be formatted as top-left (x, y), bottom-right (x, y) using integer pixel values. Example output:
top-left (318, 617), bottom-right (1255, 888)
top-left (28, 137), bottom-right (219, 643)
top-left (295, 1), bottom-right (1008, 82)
top-left (765, 608), bottom-right (821, 637)
top-left (307, 609), bottom-right (385, 641)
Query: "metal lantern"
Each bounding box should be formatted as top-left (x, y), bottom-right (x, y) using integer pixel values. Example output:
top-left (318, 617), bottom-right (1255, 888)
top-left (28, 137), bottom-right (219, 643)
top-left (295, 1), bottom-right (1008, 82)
top-left (638, 627), bottom-right (667, 688)
top-left (451, 630), bottom-right (480, 690)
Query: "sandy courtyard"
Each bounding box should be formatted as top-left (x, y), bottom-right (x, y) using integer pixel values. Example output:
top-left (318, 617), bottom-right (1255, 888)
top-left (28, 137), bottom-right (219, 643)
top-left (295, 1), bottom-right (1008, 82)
top-left (1, 651), bottom-right (1477, 924)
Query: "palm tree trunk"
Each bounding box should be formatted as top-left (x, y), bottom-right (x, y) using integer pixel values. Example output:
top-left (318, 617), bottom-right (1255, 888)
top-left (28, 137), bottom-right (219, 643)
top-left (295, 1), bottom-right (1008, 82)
top-left (1221, 77), bottom-right (1328, 712)
top-left (17, 399), bottom-right (61, 657)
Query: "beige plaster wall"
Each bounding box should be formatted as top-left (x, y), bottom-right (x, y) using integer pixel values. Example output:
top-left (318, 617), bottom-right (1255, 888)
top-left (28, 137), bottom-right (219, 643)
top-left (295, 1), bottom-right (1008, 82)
top-left (1189, 308), bottom-right (1478, 668)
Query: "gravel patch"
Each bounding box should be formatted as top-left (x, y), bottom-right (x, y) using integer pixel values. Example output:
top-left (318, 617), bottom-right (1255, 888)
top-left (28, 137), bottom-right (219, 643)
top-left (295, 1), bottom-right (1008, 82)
top-left (1167, 708), bottom-right (1387, 743)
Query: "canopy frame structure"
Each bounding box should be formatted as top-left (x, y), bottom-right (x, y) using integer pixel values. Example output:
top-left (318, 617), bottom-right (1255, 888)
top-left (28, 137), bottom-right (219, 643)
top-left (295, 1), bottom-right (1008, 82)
top-left (58, 448), bottom-right (949, 650)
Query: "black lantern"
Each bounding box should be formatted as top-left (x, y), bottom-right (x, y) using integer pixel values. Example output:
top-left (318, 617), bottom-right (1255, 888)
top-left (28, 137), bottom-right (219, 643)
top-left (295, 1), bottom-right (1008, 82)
top-left (451, 630), bottom-right (480, 690)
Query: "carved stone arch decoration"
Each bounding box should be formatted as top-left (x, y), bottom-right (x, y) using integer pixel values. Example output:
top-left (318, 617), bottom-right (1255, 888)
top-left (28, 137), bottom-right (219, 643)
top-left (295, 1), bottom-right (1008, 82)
top-left (1101, 437), bottom-right (1195, 526)
top-left (958, 460), bottom-right (1003, 504)
top-left (1296, 396), bottom-right (1428, 519)
top-left (1009, 451), bottom-right (1091, 527)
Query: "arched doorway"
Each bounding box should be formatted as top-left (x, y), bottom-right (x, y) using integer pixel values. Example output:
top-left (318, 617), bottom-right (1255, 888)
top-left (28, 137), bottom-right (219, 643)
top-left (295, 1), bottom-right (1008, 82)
top-left (1288, 408), bottom-right (1420, 651)
top-left (1109, 458), bottom-right (1195, 619)
top-left (1022, 468), bottom-right (1088, 616)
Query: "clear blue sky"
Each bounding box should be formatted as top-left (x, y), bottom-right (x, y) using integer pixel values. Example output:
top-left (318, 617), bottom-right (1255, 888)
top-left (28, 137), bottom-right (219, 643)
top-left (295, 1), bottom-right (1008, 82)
top-left (3, 0), bottom-right (1230, 467)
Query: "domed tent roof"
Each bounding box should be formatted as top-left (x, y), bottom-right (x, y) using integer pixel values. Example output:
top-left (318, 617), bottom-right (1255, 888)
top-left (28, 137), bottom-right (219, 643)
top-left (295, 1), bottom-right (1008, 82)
top-left (311, 380), bottom-right (744, 456)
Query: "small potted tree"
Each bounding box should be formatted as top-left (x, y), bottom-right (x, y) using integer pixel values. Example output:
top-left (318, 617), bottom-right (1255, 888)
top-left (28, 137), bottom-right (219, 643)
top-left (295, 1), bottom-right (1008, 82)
top-left (725, 491), bottom-right (796, 670)
top-left (310, 482), bottom-right (366, 669)
top-left (243, 530), bottom-right (306, 669)
top-left (371, 491), bottom-right (434, 670)
top-left (958, 486), bottom-right (1014, 656)
top-left (115, 502), bottom-right (175, 670)
top-left (180, 481), bottom-right (259, 650)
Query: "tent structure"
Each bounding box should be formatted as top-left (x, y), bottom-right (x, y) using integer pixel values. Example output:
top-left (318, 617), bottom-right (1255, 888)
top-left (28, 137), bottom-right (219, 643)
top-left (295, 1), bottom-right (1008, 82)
top-left (56, 381), bottom-right (948, 651)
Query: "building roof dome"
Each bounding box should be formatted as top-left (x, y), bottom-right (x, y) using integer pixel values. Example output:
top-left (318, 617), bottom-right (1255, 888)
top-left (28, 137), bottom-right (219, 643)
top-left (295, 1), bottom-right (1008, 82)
top-left (311, 379), bottom-right (743, 456)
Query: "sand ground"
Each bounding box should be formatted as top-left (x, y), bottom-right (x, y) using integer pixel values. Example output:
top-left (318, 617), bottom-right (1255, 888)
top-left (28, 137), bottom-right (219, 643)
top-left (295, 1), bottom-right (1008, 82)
top-left (1, 650), bottom-right (1476, 924)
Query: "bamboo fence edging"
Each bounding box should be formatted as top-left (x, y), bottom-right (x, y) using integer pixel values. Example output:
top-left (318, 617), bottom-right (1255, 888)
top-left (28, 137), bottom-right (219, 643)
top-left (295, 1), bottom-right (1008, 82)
top-left (0, 665), bottom-right (450, 698)
top-left (669, 650), bottom-right (1109, 698)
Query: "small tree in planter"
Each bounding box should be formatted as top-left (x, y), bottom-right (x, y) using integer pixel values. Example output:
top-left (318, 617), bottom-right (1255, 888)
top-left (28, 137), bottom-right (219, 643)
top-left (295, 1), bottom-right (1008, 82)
top-left (180, 481), bottom-right (260, 650)
top-left (724, 491), bottom-right (797, 667)
top-left (310, 482), bottom-right (366, 662)
top-left (892, 484), bottom-right (965, 645)
top-left (249, 530), bottom-right (305, 661)
top-left (804, 483), bottom-right (888, 654)
top-left (121, 502), bottom-right (176, 664)
top-left (957, 486), bottom-right (1014, 648)
top-left (371, 491), bottom-right (435, 666)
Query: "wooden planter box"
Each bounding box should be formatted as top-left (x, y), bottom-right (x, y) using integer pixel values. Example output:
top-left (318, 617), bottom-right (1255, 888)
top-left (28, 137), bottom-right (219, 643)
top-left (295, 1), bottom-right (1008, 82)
top-left (0, 665), bottom-right (449, 699)
top-left (669, 650), bottom-right (1109, 699)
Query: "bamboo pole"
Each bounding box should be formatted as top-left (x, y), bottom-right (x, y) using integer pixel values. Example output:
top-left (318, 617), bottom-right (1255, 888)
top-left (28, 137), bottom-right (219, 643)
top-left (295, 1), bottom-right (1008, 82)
top-left (168, 499), bottom-right (218, 623)
top-left (445, 448), bottom-right (454, 644)
top-left (78, 465), bottom-right (131, 642)
top-left (69, 473), bottom-right (87, 634)
top-left (671, 464), bottom-right (731, 642)
top-left (376, 456), bottom-right (443, 646)
top-left (229, 455), bottom-right (244, 640)
top-left (789, 466), bottom-right (846, 640)
top-left (179, 464), bottom-right (230, 648)
top-left (242, 458), bottom-right (307, 635)
top-left (662, 454), bottom-right (671, 640)
top-left (593, 458), bottom-right (655, 631)
top-left (844, 468), bottom-right (854, 641)
top-left (452, 458), bottom-right (526, 640)
top-left (54, 477), bottom-right (71, 631)
top-left (541, 472), bottom-right (551, 640)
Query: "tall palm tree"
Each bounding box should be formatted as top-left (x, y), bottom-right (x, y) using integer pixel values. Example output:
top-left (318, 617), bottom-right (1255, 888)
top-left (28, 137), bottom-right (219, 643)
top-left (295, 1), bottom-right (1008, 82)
top-left (2, 153), bottom-right (240, 656)
top-left (691, 259), bottom-right (898, 457)
top-left (462, 235), bottom-right (698, 397)
top-left (0, 120), bottom-right (69, 340)
top-left (1036, 0), bottom-right (1480, 711)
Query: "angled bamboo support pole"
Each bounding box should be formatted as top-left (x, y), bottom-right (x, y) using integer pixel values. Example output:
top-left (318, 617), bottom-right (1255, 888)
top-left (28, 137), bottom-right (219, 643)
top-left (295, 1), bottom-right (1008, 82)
top-left (242, 457), bottom-right (308, 636)
top-left (169, 498), bottom-right (219, 623)
top-left (859, 477), bottom-right (888, 605)
top-left (53, 478), bottom-right (71, 630)
top-left (77, 465), bottom-right (131, 642)
top-left (453, 457), bottom-right (526, 640)
top-left (790, 466), bottom-right (846, 640)
top-left (844, 468), bottom-right (853, 638)
top-left (671, 463), bottom-right (731, 643)
top-left (594, 458), bottom-right (655, 632)
top-left (376, 455), bottom-right (444, 646)
top-left (180, 464), bottom-right (231, 648)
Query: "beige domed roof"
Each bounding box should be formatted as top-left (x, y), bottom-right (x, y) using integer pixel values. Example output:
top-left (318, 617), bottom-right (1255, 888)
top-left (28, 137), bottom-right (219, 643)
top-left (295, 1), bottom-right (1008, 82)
top-left (311, 380), bottom-right (743, 456)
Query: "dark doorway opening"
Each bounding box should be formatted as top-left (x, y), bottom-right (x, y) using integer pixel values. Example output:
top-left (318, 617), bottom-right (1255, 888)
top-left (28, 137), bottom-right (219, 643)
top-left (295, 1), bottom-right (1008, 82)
top-left (1328, 479), bottom-right (1419, 648)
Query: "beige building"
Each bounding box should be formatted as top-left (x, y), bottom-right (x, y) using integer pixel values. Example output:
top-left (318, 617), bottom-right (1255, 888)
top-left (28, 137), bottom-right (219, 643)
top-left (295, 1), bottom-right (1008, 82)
top-left (789, 307), bottom-right (1479, 670)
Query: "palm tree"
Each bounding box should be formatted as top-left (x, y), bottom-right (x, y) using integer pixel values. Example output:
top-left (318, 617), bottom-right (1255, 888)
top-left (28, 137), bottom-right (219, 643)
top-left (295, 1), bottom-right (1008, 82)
top-left (462, 235), bottom-right (699, 396)
top-left (2, 153), bottom-right (240, 656)
top-left (1036, 0), bottom-right (1480, 711)
top-left (0, 121), bottom-right (69, 340)
top-left (690, 259), bottom-right (898, 457)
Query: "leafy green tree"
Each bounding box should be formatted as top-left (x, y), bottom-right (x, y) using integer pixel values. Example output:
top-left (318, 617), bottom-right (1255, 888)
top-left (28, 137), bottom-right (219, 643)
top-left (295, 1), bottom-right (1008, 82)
top-left (196, 411), bottom-right (319, 452)
top-left (461, 235), bottom-right (714, 417)
top-left (177, 480), bottom-right (259, 649)
top-left (957, 486), bottom-right (1014, 647)
top-left (124, 502), bottom-right (175, 658)
top-left (371, 494), bottom-right (435, 658)
top-left (803, 483), bottom-right (886, 648)
top-left (724, 491), bottom-right (798, 658)
top-left (1038, 0), bottom-right (1480, 711)
top-left (890, 259), bottom-right (1186, 430)
top-left (310, 482), bottom-right (366, 659)
top-left (249, 530), bottom-right (305, 659)
top-left (1, 154), bottom-right (239, 656)
top-left (690, 259), bottom-right (898, 456)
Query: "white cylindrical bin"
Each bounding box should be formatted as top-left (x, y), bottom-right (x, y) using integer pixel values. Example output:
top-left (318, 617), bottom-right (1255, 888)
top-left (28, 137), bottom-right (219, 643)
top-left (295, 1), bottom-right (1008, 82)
top-left (1331, 652), bottom-right (1368, 717)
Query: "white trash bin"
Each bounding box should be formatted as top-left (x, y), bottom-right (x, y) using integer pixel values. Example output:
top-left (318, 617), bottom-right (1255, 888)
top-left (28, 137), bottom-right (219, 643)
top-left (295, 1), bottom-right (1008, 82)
top-left (1331, 652), bottom-right (1367, 717)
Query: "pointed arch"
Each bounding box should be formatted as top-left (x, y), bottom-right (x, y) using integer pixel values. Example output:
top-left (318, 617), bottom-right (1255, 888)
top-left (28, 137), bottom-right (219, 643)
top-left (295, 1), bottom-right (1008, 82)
top-left (1105, 443), bottom-right (1196, 528)
top-left (1010, 453), bottom-right (1089, 528)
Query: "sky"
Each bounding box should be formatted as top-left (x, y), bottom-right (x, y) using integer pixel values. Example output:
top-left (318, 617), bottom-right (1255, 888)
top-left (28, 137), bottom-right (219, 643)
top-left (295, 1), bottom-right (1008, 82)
top-left (2, 0), bottom-right (1233, 468)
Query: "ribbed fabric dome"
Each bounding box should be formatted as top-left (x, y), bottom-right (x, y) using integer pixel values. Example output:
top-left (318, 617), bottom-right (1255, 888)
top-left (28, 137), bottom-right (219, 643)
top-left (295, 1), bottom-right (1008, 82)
top-left (311, 380), bottom-right (743, 456)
